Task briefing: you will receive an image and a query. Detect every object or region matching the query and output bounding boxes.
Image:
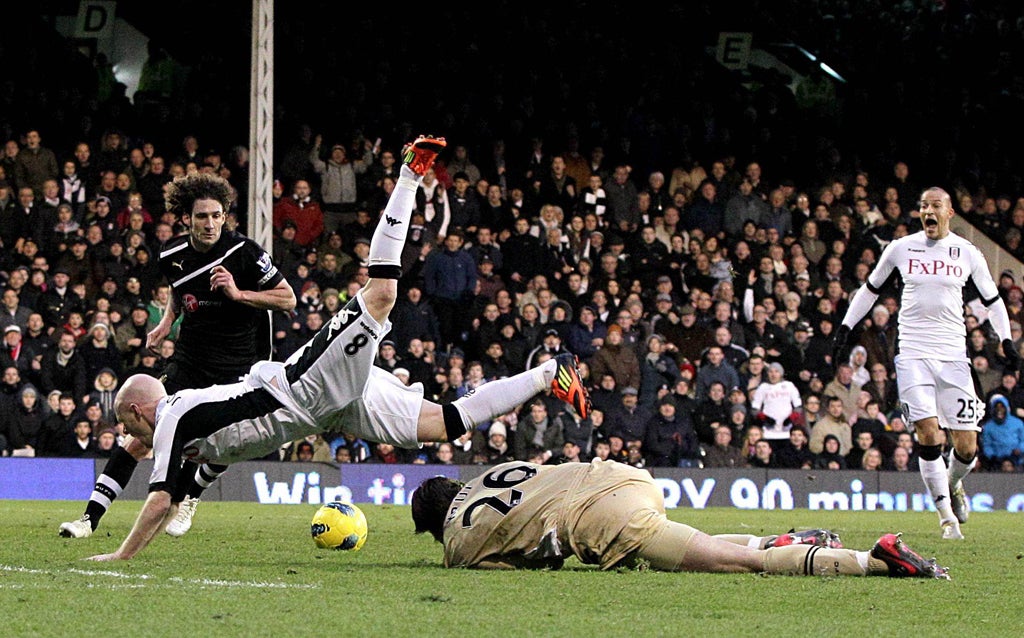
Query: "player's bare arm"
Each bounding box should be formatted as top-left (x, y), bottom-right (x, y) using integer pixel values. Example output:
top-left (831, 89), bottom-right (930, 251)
top-left (87, 491), bottom-right (177, 561)
top-left (146, 295), bottom-right (178, 352)
top-left (209, 267), bottom-right (296, 310)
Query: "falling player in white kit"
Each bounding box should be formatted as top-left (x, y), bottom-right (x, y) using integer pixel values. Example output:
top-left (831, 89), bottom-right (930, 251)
top-left (833, 187), bottom-right (1020, 539)
top-left (84, 136), bottom-right (592, 561)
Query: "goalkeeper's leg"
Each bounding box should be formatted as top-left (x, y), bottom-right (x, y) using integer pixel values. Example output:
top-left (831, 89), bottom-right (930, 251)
top-left (636, 523), bottom-right (883, 576)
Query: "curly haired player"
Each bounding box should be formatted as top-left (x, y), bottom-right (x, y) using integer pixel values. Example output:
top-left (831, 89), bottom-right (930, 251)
top-left (85, 136), bottom-right (592, 561)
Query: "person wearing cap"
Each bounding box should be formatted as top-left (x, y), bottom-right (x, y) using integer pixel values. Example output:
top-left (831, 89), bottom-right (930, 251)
top-left (750, 361), bottom-right (802, 442)
top-left (272, 218), bottom-right (306, 276)
top-left (36, 267), bottom-right (85, 333)
top-left (309, 134), bottom-right (373, 233)
top-left (79, 321), bottom-right (123, 381)
top-left (603, 385), bottom-right (652, 446)
top-left (772, 321), bottom-right (830, 394)
top-left (669, 303), bottom-right (714, 368)
top-left (525, 327), bottom-right (570, 370)
top-left (89, 192), bottom-right (120, 241)
top-left (473, 420), bottom-right (515, 465)
top-left (476, 252), bottom-right (506, 301)
top-left (446, 170), bottom-right (482, 234)
top-left (643, 396), bottom-right (700, 467)
top-left (0, 323), bottom-right (32, 380)
top-left (114, 303), bottom-right (153, 370)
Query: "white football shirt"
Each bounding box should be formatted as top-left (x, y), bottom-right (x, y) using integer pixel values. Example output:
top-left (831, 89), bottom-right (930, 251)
top-left (866, 230), bottom-right (997, 361)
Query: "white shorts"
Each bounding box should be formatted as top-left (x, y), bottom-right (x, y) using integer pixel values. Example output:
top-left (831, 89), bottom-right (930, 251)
top-left (185, 293), bottom-right (426, 466)
top-left (895, 356), bottom-right (983, 431)
top-left (186, 366), bottom-right (425, 465)
top-left (326, 366), bottom-right (425, 449)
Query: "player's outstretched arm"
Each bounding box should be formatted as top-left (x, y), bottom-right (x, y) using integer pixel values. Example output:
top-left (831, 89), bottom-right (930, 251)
top-left (86, 491), bottom-right (176, 561)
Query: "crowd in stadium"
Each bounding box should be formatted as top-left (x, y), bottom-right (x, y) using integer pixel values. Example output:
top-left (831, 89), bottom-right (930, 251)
top-left (2, 3), bottom-right (1024, 473)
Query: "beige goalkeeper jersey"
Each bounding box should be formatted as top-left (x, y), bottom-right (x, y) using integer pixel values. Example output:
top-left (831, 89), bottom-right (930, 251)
top-left (442, 459), bottom-right (664, 569)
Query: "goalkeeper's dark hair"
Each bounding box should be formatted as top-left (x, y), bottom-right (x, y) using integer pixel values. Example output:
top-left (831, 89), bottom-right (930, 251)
top-left (165, 172), bottom-right (235, 217)
top-left (411, 476), bottom-right (464, 543)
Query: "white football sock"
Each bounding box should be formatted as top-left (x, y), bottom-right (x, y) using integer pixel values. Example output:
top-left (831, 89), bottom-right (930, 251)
top-left (452, 359), bottom-right (555, 429)
top-left (947, 450), bottom-right (976, 488)
top-left (368, 166), bottom-right (420, 268)
top-left (919, 456), bottom-right (955, 521)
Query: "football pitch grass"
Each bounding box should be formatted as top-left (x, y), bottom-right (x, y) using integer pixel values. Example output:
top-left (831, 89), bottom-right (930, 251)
top-left (2, 501), bottom-right (1023, 637)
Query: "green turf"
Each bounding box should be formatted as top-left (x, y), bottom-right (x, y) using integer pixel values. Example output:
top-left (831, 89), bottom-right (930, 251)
top-left (2, 501), bottom-right (1023, 637)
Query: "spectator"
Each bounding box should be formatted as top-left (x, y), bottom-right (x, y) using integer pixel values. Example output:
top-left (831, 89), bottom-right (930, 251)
top-left (14, 129), bottom-right (59, 196)
top-left (422, 230), bottom-right (477, 349)
top-left (639, 334), bottom-right (681, 408)
top-left (695, 344), bottom-right (740, 401)
top-left (289, 434), bottom-right (332, 462)
top-left (309, 135), bottom-right (372, 232)
top-left (703, 423), bottom-right (749, 468)
top-left (846, 430), bottom-right (876, 470)
top-left (981, 395), bottom-right (1024, 470)
top-left (823, 362), bottom-right (862, 420)
top-left (525, 328), bottom-right (570, 371)
top-left (773, 425), bottom-right (815, 469)
top-left (36, 392), bottom-right (78, 457)
top-left (511, 400), bottom-right (564, 462)
top-left (603, 386), bottom-right (651, 446)
top-left (8, 383), bottom-right (44, 455)
top-left (809, 395), bottom-right (854, 456)
top-left (273, 179), bottom-right (324, 248)
top-left (813, 434), bottom-right (848, 470)
top-left (86, 368), bottom-right (119, 424)
top-left (39, 331), bottom-right (88, 402)
top-left (694, 381), bottom-right (730, 444)
top-left (588, 323), bottom-right (641, 391)
top-left (0, 289), bottom-right (32, 334)
top-left (750, 362), bottom-right (802, 442)
top-left (79, 322), bottom-right (123, 381)
top-left (63, 419), bottom-right (99, 458)
top-left (750, 439), bottom-right (774, 468)
top-left (476, 420), bottom-right (515, 465)
top-left (643, 397), bottom-right (700, 467)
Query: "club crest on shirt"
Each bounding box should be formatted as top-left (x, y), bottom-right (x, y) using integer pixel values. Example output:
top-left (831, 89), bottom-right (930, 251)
top-left (949, 246), bottom-right (960, 260)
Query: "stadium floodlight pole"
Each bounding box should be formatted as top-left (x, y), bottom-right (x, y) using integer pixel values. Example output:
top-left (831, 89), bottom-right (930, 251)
top-left (247, 0), bottom-right (274, 252)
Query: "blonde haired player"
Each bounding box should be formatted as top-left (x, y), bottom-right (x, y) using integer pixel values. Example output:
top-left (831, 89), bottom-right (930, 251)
top-left (833, 186), bottom-right (1019, 539)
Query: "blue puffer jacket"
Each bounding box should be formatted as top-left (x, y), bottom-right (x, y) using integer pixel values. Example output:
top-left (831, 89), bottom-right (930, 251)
top-left (981, 395), bottom-right (1024, 459)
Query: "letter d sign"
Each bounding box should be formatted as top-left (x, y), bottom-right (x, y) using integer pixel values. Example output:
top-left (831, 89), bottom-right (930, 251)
top-left (76, 1), bottom-right (116, 40)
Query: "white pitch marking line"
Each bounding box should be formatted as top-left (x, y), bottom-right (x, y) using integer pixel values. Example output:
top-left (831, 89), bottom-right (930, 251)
top-left (1, 565), bottom-right (318, 590)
